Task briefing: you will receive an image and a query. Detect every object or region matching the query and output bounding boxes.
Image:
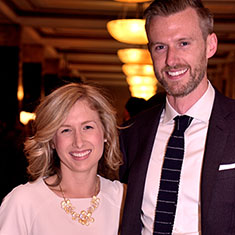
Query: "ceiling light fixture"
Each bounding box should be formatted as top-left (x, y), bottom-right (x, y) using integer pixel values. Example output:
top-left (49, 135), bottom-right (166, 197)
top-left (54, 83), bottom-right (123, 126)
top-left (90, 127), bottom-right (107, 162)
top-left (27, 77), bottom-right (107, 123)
top-left (107, 0), bottom-right (156, 100)
top-left (117, 48), bottom-right (152, 64)
top-left (107, 19), bottom-right (147, 45)
top-left (122, 63), bottom-right (154, 76)
top-left (129, 84), bottom-right (157, 100)
top-left (127, 75), bottom-right (157, 100)
top-left (127, 75), bottom-right (157, 86)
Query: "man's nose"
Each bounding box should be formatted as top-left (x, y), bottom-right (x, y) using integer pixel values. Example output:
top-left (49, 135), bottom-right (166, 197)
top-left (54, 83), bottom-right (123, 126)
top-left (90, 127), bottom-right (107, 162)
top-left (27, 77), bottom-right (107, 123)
top-left (165, 47), bottom-right (178, 67)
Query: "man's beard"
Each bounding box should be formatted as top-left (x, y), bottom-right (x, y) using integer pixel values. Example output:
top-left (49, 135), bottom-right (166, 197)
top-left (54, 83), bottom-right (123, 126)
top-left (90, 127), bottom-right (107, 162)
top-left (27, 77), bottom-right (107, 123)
top-left (154, 51), bottom-right (207, 97)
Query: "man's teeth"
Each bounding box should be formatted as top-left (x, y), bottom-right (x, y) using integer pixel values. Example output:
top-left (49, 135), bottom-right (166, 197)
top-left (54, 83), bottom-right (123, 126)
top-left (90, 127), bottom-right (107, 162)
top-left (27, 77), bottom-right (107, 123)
top-left (168, 68), bottom-right (187, 76)
top-left (71, 150), bottom-right (90, 157)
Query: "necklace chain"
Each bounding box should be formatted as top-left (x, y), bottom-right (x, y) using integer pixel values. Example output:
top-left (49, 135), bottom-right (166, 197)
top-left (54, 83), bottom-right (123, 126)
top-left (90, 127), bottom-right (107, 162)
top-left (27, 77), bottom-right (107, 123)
top-left (59, 177), bottom-right (100, 226)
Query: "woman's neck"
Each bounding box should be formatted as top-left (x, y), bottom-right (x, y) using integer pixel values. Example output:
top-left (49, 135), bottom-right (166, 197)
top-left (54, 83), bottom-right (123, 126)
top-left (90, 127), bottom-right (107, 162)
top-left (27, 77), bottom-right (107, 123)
top-left (45, 174), bottom-right (100, 199)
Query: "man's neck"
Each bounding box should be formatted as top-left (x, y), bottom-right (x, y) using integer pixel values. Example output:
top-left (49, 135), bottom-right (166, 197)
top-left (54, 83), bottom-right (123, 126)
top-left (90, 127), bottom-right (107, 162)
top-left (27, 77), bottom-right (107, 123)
top-left (167, 79), bottom-right (209, 114)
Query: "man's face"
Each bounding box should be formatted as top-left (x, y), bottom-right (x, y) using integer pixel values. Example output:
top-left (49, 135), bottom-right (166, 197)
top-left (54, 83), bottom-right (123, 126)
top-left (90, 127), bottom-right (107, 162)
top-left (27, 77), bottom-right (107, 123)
top-left (148, 7), bottom-right (211, 97)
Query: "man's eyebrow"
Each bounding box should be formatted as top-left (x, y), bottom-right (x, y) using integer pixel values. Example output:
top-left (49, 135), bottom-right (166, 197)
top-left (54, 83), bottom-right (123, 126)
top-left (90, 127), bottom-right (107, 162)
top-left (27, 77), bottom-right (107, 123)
top-left (178, 37), bottom-right (194, 41)
top-left (149, 41), bottom-right (166, 47)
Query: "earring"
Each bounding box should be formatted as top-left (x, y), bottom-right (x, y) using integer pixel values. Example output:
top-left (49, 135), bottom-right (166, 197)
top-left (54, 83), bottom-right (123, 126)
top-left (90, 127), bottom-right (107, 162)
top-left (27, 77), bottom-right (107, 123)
top-left (104, 139), bottom-right (107, 143)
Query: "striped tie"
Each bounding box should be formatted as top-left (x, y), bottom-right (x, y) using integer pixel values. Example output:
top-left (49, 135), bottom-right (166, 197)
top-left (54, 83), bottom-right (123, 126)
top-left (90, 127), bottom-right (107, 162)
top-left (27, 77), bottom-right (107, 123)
top-left (153, 115), bottom-right (193, 234)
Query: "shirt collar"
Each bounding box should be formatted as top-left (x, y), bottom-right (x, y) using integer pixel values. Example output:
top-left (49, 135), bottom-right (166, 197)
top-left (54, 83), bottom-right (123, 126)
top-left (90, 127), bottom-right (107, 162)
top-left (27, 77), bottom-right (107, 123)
top-left (163, 81), bottom-right (215, 124)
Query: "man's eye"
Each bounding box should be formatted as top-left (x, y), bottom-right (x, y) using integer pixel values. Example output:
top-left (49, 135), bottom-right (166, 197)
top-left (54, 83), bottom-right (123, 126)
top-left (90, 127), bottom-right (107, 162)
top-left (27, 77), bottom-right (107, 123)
top-left (181, 41), bottom-right (189, 46)
top-left (156, 45), bottom-right (165, 50)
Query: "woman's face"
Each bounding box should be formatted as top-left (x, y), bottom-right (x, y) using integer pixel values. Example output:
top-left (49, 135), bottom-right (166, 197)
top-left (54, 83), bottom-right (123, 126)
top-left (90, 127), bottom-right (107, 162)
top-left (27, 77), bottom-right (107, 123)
top-left (53, 99), bottom-right (105, 177)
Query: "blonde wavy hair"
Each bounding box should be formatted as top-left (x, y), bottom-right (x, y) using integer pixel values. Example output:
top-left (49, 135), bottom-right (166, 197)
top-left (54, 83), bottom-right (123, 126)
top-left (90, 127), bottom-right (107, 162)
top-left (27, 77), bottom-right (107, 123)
top-left (24, 82), bottom-right (122, 184)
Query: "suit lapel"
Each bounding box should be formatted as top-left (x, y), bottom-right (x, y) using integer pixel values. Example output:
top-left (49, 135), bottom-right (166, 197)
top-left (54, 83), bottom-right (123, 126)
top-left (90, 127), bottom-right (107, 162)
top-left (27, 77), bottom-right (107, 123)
top-left (130, 104), bottom-right (164, 189)
top-left (201, 92), bottom-right (229, 221)
top-left (121, 104), bottom-right (164, 234)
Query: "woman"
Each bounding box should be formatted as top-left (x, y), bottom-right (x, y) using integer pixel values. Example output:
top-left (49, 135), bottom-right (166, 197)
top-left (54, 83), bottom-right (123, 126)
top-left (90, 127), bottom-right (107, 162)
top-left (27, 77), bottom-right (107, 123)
top-left (0, 82), bottom-right (125, 235)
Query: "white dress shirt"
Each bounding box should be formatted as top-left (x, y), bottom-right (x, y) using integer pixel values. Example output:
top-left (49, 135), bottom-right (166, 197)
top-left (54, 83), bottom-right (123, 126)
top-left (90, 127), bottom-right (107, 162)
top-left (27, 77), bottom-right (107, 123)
top-left (141, 82), bottom-right (215, 235)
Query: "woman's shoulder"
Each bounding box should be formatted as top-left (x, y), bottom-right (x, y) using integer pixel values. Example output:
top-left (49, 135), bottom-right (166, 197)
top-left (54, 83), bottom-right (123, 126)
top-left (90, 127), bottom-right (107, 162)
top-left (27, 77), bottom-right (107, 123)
top-left (1, 178), bottom-right (46, 206)
top-left (99, 176), bottom-right (124, 206)
top-left (100, 175), bottom-right (123, 191)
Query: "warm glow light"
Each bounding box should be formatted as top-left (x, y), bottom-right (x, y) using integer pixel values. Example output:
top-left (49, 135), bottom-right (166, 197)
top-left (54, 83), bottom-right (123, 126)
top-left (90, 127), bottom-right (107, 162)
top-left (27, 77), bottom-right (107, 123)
top-left (107, 19), bottom-right (148, 44)
top-left (20, 111), bottom-right (35, 125)
top-left (126, 75), bottom-right (157, 86)
top-left (123, 63), bottom-right (155, 76)
top-left (129, 85), bottom-right (156, 100)
top-left (17, 84), bottom-right (24, 101)
top-left (127, 75), bottom-right (157, 99)
top-left (118, 48), bottom-right (152, 64)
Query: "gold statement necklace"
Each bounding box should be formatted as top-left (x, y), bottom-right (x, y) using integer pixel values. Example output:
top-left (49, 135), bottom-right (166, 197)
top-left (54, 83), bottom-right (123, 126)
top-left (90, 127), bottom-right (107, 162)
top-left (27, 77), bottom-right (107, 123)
top-left (59, 177), bottom-right (100, 226)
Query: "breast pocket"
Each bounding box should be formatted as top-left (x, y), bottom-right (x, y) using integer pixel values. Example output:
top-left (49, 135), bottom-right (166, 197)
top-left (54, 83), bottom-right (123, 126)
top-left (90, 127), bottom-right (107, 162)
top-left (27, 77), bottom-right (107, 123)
top-left (217, 166), bottom-right (235, 180)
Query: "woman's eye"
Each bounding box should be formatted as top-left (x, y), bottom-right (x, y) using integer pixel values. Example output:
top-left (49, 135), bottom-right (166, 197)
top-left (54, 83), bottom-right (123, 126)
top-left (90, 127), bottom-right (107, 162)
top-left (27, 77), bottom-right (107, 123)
top-left (83, 125), bottom-right (94, 130)
top-left (61, 128), bottom-right (70, 134)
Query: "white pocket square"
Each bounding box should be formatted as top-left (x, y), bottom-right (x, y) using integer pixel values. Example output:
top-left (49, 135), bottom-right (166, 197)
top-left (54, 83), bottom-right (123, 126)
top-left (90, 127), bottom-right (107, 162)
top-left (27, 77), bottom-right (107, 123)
top-left (219, 163), bottom-right (235, 171)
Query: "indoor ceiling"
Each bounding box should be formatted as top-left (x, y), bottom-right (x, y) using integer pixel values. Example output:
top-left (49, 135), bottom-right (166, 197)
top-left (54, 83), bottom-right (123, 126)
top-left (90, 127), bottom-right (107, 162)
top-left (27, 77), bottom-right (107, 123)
top-left (0, 0), bottom-right (235, 88)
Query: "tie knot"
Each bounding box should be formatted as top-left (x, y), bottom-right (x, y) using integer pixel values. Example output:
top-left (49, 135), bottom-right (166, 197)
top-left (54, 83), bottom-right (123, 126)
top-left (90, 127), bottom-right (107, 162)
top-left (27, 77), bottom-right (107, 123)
top-left (174, 115), bottom-right (193, 133)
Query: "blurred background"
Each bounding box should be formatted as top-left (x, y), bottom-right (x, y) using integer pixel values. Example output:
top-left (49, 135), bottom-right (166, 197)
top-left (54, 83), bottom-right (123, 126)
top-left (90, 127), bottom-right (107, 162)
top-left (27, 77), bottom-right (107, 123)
top-left (0, 0), bottom-right (234, 201)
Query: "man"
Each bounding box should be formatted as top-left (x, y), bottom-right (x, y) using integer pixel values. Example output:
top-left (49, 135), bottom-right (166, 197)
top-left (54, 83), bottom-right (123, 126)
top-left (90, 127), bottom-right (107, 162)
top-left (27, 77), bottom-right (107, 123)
top-left (119, 0), bottom-right (235, 234)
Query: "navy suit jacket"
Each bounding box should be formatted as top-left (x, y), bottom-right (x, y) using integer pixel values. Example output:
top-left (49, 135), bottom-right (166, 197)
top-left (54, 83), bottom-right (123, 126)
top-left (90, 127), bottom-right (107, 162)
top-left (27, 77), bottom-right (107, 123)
top-left (119, 89), bottom-right (235, 235)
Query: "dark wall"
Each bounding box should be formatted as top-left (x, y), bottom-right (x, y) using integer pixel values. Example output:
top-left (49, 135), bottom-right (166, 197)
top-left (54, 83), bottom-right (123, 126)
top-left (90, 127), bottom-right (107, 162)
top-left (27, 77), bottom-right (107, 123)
top-left (0, 46), bottom-right (28, 203)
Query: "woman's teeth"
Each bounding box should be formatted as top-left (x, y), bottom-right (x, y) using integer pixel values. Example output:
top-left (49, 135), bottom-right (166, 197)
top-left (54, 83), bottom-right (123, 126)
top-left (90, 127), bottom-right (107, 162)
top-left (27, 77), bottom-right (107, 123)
top-left (71, 150), bottom-right (91, 158)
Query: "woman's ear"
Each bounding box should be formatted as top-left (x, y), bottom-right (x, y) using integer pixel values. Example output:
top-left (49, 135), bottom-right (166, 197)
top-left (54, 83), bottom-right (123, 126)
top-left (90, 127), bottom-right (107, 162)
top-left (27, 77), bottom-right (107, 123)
top-left (50, 142), bottom-right (55, 149)
top-left (206, 33), bottom-right (218, 59)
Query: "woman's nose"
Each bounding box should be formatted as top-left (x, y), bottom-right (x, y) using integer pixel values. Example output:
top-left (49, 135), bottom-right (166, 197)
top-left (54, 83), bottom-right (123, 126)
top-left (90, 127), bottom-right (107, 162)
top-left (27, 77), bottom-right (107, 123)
top-left (72, 132), bottom-right (84, 148)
